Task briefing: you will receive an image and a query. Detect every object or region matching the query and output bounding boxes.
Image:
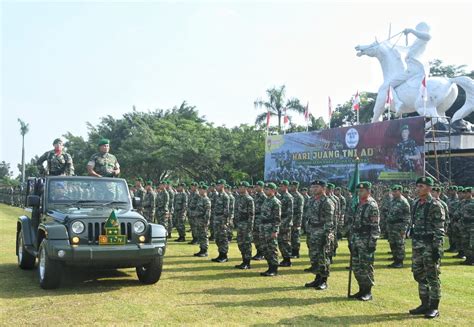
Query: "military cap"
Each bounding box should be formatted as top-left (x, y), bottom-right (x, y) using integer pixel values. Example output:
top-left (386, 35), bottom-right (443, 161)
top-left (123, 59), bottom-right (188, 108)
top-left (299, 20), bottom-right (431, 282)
top-left (311, 180), bottom-right (326, 187)
top-left (190, 182), bottom-right (198, 187)
top-left (290, 181), bottom-right (300, 186)
top-left (448, 186), bottom-right (458, 191)
top-left (462, 186), bottom-right (472, 193)
top-left (265, 182), bottom-right (278, 190)
top-left (400, 124), bottom-right (409, 131)
top-left (327, 183), bottom-right (335, 189)
top-left (301, 187), bottom-right (308, 192)
top-left (239, 181), bottom-right (250, 187)
top-left (136, 177), bottom-right (143, 182)
top-left (53, 138), bottom-right (63, 145)
top-left (335, 186), bottom-right (342, 191)
top-left (280, 180), bottom-right (290, 186)
top-left (432, 186), bottom-right (441, 192)
top-left (457, 186), bottom-right (464, 192)
top-left (199, 184), bottom-right (209, 190)
top-left (98, 138), bottom-right (110, 146)
top-left (256, 181), bottom-right (265, 187)
top-left (391, 184), bottom-right (403, 191)
top-left (210, 182), bottom-right (216, 187)
top-left (415, 176), bottom-right (434, 186)
top-left (159, 180), bottom-right (167, 185)
top-left (217, 179), bottom-right (226, 185)
top-left (357, 181), bottom-right (372, 190)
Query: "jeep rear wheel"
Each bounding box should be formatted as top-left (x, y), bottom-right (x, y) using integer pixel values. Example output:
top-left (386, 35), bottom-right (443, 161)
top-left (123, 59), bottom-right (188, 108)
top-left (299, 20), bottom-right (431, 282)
top-left (17, 232), bottom-right (36, 269)
top-left (38, 239), bottom-right (63, 289)
top-left (136, 256), bottom-right (163, 284)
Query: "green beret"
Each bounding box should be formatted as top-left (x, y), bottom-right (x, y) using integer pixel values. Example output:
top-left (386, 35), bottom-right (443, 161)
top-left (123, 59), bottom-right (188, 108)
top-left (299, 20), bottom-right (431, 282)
top-left (335, 187), bottom-right (342, 191)
top-left (290, 181), bottom-right (300, 186)
top-left (199, 184), bottom-right (209, 190)
top-left (179, 182), bottom-right (186, 187)
top-left (136, 177), bottom-right (143, 182)
top-left (217, 179), bottom-right (226, 185)
top-left (210, 182), bottom-right (216, 187)
top-left (457, 186), bottom-right (464, 192)
top-left (432, 186), bottom-right (441, 192)
top-left (280, 180), bottom-right (289, 186)
top-left (190, 182), bottom-right (198, 187)
top-left (53, 138), bottom-right (63, 145)
top-left (146, 180), bottom-right (153, 186)
top-left (159, 180), bottom-right (166, 185)
top-left (301, 187), bottom-right (308, 192)
top-left (240, 181), bottom-right (250, 187)
top-left (98, 138), bottom-right (110, 146)
top-left (416, 176), bottom-right (434, 186)
top-left (265, 182), bottom-right (277, 190)
top-left (327, 183), bottom-right (335, 189)
top-left (462, 186), bottom-right (472, 193)
top-left (357, 181), bottom-right (372, 190)
top-left (391, 184), bottom-right (403, 191)
top-left (400, 124), bottom-right (409, 132)
top-left (311, 180), bottom-right (326, 187)
top-left (448, 186), bottom-right (458, 191)
top-left (256, 181), bottom-right (264, 187)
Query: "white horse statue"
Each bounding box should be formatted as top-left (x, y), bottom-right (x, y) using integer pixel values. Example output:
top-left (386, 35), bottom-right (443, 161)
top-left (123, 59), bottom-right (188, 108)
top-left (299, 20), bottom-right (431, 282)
top-left (355, 36), bottom-right (474, 127)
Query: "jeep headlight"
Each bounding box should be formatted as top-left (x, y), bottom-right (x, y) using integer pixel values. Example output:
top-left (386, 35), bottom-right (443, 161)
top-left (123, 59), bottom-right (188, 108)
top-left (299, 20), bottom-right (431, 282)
top-left (133, 221), bottom-right (146, 234)
top-left (71, 221), bottom-right (85, 234)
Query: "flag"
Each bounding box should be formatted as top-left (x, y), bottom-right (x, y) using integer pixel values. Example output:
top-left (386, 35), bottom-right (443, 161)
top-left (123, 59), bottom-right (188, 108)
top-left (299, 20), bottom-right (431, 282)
top-left (283, 109), bottom-right (289, 129)
top-left (328, 96), bottom-right (333, 117)
top-left (352, 91), bottom-right (360, 111)
top-left (421, 76), bottom-right (428, 102)
top-left (347, 158), bottom-right (360, 212)
top-left (304, 102), bottom-right (309, 122)
top-left (384, 87), bottom-right (393, 109)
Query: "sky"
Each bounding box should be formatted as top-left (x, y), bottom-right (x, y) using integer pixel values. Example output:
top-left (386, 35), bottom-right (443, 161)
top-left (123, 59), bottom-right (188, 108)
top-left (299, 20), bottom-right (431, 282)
top-left (1, 0), bottom-right (473, 175)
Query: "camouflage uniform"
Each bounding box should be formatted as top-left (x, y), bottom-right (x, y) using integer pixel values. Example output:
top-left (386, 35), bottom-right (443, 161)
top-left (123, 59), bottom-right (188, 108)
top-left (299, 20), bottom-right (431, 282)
top-left (290, 190), bottom-right (304, 256)
top-left (167, 188), bottom-right (175, 234)
top-left (208, 190), bottom-right (218, 238)
top-left (379, 193), bottom-right (393, 239)
top-left (460, 197), bottom-right (474, 263)
top-left (195, 194), bottom-right (212, 252)
top-left (395, 138), bottom-right (418, 172)
top-left (234, 193), bottom-right (255, 261)
top-left (336, 194), bottom-right (347, 239)
top-left (87, 152), bottom-right (120, 177)
top-left (37, 150), bottom-right (74, 176)
top-left (142, 189), bottom-right (156, 222)
top-left (350, 196), bottom-right (380, 291)
top-left (446, 194), bottom-right (459, 250)
top-left (173, 190), bottom-right (188, 239)
top-left (328, 193), bottom-right (340, 257)
top-left (187, 190), bottom-right (200, 241)
top-left (252, 190), bottom-right (267, 256)
top-left (259, 196), bottom-right (281, 267)
top-left (386, 195), bottom-right (411, 263)
top-left (155, 190), bottom-right (170, 230)
top-left (134, 186), bottom-right (146, 214)
top-left (213, 191), bottom-right (230, 255)
top-left (227, 191), bottom-right (235, 241)
top-left (277, 191), bottom-right (294, 260)
top-left (305, 195), bottom-right (335, 278)
top-left (411, 195), bottom-right (445, 302)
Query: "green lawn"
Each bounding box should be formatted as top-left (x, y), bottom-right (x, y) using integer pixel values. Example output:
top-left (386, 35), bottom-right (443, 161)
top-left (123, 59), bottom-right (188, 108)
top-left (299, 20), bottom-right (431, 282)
top-left (0, 203), bottom-right (472, 326)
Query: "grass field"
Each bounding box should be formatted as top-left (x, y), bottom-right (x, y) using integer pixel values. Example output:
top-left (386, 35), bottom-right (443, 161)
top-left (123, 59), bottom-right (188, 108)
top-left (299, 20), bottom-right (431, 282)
top-left (0, 203), bottom-right (473, 326)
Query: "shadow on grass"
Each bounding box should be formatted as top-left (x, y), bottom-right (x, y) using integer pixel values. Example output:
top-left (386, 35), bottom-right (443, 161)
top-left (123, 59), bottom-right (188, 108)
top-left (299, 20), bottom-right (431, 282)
top-left (0, 263), bottom-right (147, 298)
top-left (251, 313), bottom-right (415, 326)
top-left (180, 285), bottom-right (302, 296)
top-left (199, 296), bottom-right (348, 308)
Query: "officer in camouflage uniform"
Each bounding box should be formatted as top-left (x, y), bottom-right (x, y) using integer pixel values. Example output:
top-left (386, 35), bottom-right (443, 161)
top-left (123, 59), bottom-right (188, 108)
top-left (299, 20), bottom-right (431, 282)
top-left (165, 182), bottom-right (175, 237)
top-left (134, 178), bottom-right (146, 214)
top-left (208, 183), bottom-right (218, 241)
top-left (226, 184), bottom-right (236, 242)
top-left (326, 183), bottom-right (340, 260)
top-left (211, 179), bottom-right (230, 263)
top-left (446, 186), bottom-right (459, 252)
top-left (459, 187), bottom-right (474, 265)
top-left (87, 139), bottom-right (120, 177)
top-left (193, 184), bottom-right (212, 257)
top-left (409, 177), bottom-right (445, 319)
top-left (155, 181), bottom-right (170, 232)
top-left (234, 181), bottom-right (255, 269)
top-left (432, 185), bottom-right (449, 233)
top-left (386, 184), bottom-right (411, 268)
top-left (277, 180), bottom-right (294, 267)
top-left (304, 180), bottom-right (335, 290)
top-left (452, 187), bottom-right (466, 259)
top-left (379, 189), bottom-right (393, 239)
top-left (252, 181), bottom-right (267, 260)
top-left (348, 182), bottom-right (380, 301)
top-left (187, 182), bottom-right (200, 244)
top-left (259, 183), bottom-right (282, 277)
top-left (335, 187), bottom-right (346, 240)
top-left (395, 124), bottom-right (421, 172)
top-left (142, 180), bottom-right (156, 222)
top-left (37, 138), bottom-right (75, 176)
top-left (173, 182), bottom-right (188, 242)
top-left (301, 187), bottom-right (310, 234)
top-left (289, 181), bottom-right (304, 259)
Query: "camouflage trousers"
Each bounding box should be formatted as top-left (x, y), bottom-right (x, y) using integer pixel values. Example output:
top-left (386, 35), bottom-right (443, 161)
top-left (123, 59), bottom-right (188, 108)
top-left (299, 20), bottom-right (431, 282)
top-left (350, 235), bottom-right (376, 288)
top-left (449, 221), bottom-right (462, 250)
top-left (460, 222), bottom-right (474, 259)
top-left (173, 213), bottom-right (186, 238)
top-left (379, 216), bottom-right (388, 239)
top-left (337, 216), bottom-right (345, 240)
top-left (306, 227), bottom-right (332, 277)
top-left (143, 208), bottom-right (154, 222)
top-left (387, 223), bottom-right (407, 261)
top-left (195, 217), bottom-right (209, 251)
top-left (412, 241), bottom-right (442, 300)
top-left (236, 221), bottom-right (253, 260)
top-left (213, 218), bottom-right (229, 254)
top-left (259, 224), bottom-right (279, 266)
top-left (188, 213), bottom-right (197, 240)
top-left (291, 226), bottom-right (301, 252)
top-left (277, 227), bottom-right (292, 259)
top-left (330, 220), bottom-right (338, 257)
top-left (447, 222), bottom-right (458, 250)
top-left (252, 218), bottom-right (264, 254)
top-left (227, 217), bottom-right (234, 240)
top-left (155, 211), bottom-right (171, 232)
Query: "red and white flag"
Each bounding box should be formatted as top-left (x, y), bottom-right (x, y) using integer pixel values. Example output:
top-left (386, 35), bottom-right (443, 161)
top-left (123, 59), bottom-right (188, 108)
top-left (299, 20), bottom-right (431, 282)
top-left (421, 76), bottom-right (428, 102)
top-left (352, 91), bottom-right (360, 111)
top-left (385, 87), bottom-right (393, 109)
top-left (304, 102), bottom-right (310, 122)
top-left (328, 96), bottom-right (333, 117)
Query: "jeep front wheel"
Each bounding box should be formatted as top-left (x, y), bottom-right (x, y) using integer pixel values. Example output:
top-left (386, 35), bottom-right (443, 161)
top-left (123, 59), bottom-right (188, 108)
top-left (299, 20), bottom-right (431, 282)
top-left (38, 239), bottom-right (63, 289)
top-left (136, 256), bottom-right (163, 284)
top-left (17, 232), bottom-right (36, 269)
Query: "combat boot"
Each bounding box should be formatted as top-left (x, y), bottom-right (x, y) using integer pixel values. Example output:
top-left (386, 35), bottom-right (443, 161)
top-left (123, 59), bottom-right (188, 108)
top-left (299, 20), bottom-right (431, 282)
top-left (174, 236), bottom-right (186, 242)
top-left (304, 274), bottom-right (321, 288)
top-left (460, 257), bottom-right (473, 265)
top-left (194, 248), bottom-right (208, 257)
top-left (238, 259), bottom-right (251, 270)
top-left (453, 251), bottom-right (465, 259)
top-left (260, 266), bottom-right (271, 276)
top-left (424, 299), bottom-right (440, 319)
top-left (252, 251), bottom-right (265, 261)
top-left (349, 287), bottom-right (362, 299)
top-left (261, 265), bottom-right (278, 276)
top-left (409, 296), bottom-right (430, 315)
top-left (279, 257), bottom-right (292, 267)
top-left (387, 260), bottom-right (404, 268)
top-left (212, 252), bottom-right (228, 263)
top-left (358, 286), bottom-right (373, 301)
top-left (315, 276), bottom-right (328, 290)
top-left (291, 248), bottom-right (300, 259)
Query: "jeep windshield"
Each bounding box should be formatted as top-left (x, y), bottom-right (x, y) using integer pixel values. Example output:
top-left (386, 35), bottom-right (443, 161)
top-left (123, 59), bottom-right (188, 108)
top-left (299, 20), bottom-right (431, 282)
top-left (47, 178), bottom-right (130, 209)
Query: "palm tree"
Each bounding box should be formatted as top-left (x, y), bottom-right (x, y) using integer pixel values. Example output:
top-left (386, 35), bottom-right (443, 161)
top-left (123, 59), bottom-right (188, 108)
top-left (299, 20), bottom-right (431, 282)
top-left (18, 119), bottom-right (29, 183)
top-left (254, 85), bottom-right (305, 133)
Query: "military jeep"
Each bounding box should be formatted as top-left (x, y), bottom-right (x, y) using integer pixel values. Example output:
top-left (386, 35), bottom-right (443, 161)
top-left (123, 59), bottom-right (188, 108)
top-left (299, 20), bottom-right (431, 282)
top-left (16, 176), bottom-right (167, 289)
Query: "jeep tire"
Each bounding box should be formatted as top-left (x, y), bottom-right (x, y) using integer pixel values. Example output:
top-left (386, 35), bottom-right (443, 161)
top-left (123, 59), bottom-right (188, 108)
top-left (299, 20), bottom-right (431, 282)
top-left (17, 232), bottom-right (36, 269)
top-left (38, 239), bottom-right (63, 289)
top-left (136, 256), bottom-right (163, 284)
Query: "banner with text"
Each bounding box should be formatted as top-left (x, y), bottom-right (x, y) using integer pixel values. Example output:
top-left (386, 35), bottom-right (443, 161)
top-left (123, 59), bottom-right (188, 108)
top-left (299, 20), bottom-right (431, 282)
top-left (265, 117), bottom-right (425, 184)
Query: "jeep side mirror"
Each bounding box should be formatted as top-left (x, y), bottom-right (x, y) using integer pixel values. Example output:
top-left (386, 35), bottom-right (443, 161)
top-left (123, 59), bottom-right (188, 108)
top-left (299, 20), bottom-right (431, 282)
top-left (27, 195), bottom-right (40, 207)
top-left (132, 197), bottom-right (141, 209)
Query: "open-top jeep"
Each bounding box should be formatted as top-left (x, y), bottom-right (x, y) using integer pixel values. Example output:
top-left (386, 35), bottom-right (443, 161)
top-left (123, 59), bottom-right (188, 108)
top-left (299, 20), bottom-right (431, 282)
top-left (16, 176), bottom-right (167, 289)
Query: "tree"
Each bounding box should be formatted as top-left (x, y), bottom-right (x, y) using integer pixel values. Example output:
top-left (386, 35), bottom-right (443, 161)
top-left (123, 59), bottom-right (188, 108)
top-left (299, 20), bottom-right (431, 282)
top-left (17, 119), bottom-right (29, 183)
top-left (329, 92), bottom-right (376, 128)
top-left (254, 85), bottom-right (305, 133)
top-left (17, 157), bottom-right (40, 182)
top-left (0, 161), bottom-right (12, 179)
